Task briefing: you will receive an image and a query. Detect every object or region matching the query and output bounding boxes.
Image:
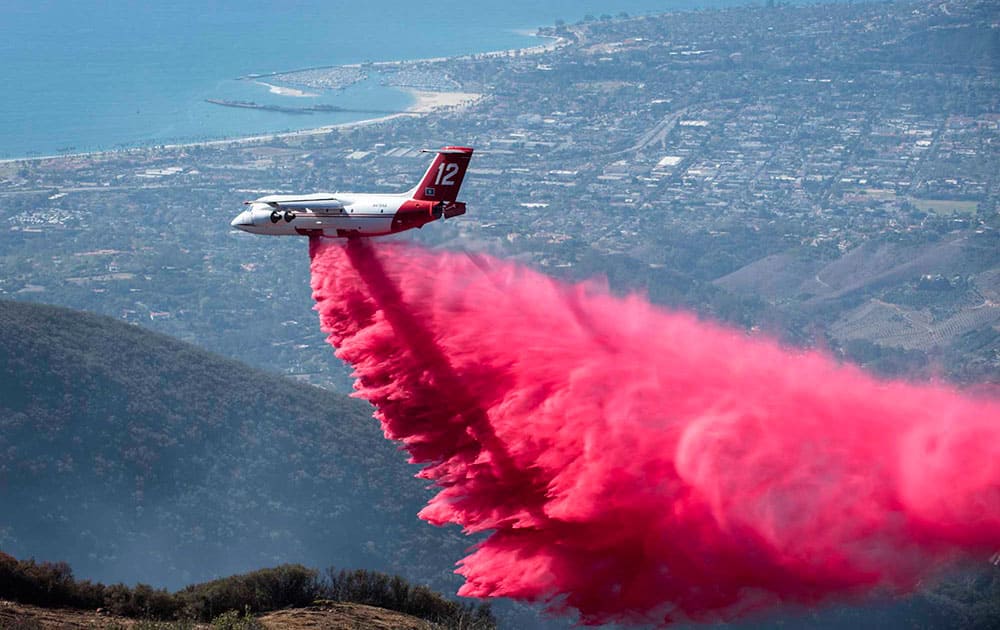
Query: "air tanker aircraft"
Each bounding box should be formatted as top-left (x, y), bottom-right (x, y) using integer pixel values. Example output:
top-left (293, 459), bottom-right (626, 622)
top-left (230, 146), bottom-right (473, 238)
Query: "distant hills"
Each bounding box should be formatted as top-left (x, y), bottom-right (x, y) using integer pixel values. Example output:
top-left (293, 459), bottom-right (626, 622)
top-left (712, 231), bottom-right (1000, 382)
top-left (0, 299), bottom-right (469, 592)
top-left (878, 23), bottom-right (999, 69)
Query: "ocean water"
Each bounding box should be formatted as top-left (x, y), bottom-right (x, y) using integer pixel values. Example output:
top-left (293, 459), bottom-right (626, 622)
top-left (0, 0), bottom-right (750, 159)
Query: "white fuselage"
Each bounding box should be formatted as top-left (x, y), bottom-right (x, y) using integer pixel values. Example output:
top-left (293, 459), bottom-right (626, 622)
top-left (231, 146), bottom-right (472, 238)
top-left (232, 192), bottom-right (417, 238)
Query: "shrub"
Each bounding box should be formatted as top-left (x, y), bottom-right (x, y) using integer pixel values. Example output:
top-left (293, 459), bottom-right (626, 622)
top-left (321, 568), bottom-right (496, 629)
top-left (178, 565), bottom-right (320, 621)
top-left (103, 583), bottom-right (182, 620)
top-left (210, 609), bottom-right (265, 630)
top-left (0, 551), bottom-right (103, 610)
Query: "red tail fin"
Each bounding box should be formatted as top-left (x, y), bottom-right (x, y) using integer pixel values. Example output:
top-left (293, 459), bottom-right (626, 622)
top-left (410, 146), bottom-right (474, 202)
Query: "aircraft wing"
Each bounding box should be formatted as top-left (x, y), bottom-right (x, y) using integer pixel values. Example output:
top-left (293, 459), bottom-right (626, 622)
top-left (263, 197), bottom-right (345, 211)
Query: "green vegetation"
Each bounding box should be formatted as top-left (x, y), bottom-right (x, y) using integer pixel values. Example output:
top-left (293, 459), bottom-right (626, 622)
top-left (180, 565), bottom-right (317, 621)
top-left (1, 550), bottom-right (179, 619)
top-left (922, 566), bottom-right (1000, 630)
top-left (910, 199), bottom-right (980, 216)
top-left (0, 551), bottom-right (496, 628)
top-left (209, 610), bottom-right (263, 630)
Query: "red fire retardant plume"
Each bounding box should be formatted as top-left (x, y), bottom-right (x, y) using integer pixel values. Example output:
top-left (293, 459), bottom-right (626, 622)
top-left (309, 238), bottom-right (1000, 626)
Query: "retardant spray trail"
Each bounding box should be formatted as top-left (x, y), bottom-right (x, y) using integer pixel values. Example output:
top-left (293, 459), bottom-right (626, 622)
top-left (310, 238), bottom-right (1000, 626)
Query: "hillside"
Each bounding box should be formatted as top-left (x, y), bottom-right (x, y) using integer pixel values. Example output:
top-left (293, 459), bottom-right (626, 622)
top-left (712, 230), bottom-right (999, 381)
top-left (0, 299), bottom-right (469, 591)
top-left (0, 600), bottom-right (432, 630)
top-left (260, 602), bottom-right (434, 629)
top-left (1, 600), bottom-right (160, 629)
top-left (0, 553), bottom-right (493, 629)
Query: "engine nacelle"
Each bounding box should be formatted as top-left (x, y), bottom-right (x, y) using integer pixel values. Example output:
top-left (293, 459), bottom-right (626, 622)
top-left (391, 200), bottom-right (440, 233)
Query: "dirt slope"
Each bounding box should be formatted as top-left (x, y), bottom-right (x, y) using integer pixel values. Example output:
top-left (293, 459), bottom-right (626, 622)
top-left (259, 602), bottom-right (433, 629)
top-left (0, 599), bottom-right (189, 629)
top-left (0, 600), bottom-right (432, 629)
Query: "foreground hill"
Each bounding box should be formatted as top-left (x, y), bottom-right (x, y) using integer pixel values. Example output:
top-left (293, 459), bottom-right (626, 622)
top-left (0, 553), bottom-right (491, 629)
top-left (0, 601), bottom-right (433, 630)
top-left (0, 299), bottom-right (468, 591)
top-left (259, 602), bottom-right (434, 629)
top-left (1, 600), bottom-right (154, 629)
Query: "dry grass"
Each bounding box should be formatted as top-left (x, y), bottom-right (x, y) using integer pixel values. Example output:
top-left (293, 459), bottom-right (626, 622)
top-left (259, 602), bottom-right (432, 629)
top-left (0, 600), bottom-right (434, 630)
top-left (0, 599), bottom-right (205, 629)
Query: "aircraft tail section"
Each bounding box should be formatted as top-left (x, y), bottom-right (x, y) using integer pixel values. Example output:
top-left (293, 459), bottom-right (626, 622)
top-left (410, 146), bottom-right (474, 202)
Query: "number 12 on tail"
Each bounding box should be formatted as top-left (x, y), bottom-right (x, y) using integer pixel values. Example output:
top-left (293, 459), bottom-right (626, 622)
top-left (435, 163), bottom-right (460, 186)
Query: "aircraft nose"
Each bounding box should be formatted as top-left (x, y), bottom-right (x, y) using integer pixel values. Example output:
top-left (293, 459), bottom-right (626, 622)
top-left (231, 210), bottom-right (253, 229)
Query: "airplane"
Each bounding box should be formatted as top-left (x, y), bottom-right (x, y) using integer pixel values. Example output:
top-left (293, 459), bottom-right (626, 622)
top-left (230, 146), bottom-right (473, 238)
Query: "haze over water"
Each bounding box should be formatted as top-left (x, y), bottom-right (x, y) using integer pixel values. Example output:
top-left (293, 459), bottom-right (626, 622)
top-left (1, 0), bottom-right (750, 159)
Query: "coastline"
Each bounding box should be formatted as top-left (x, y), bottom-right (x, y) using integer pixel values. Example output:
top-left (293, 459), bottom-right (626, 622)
top-left (240, 32), bottom-right (565, 78)
top-left (340, 31), bottom-right (565, 68)
top-left (0, 32), bottom-right (558, 166)
top-left (0, 87), bottom-right (483, 166)
top-left (157, 88), bottom-right (483, 152)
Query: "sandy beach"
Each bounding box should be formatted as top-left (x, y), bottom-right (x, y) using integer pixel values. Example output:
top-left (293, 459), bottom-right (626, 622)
top-left (405, 89), bottom-right (483, 113)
